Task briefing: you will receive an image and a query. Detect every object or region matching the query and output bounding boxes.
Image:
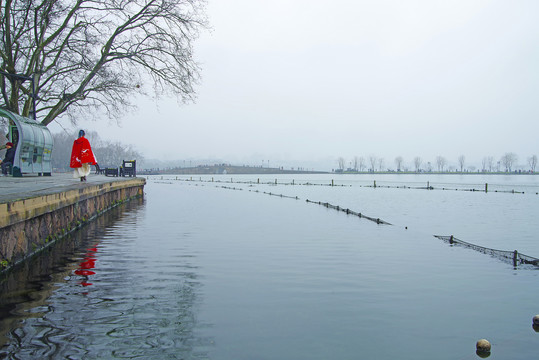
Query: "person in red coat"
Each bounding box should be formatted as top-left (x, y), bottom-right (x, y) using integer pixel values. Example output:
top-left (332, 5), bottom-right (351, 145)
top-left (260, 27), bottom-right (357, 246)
top-left (70, 130), bottom-right (96, 182)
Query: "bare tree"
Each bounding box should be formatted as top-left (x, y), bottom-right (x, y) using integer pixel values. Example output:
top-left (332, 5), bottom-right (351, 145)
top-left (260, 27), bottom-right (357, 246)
top-left (1, 0), bottom-right (208, 125)
top-left (481, 157), bottom-right (489, 172)
top-left (337, 157), bottom-right (345, 170)
top-left (0, 116), bottom-right (7, 135)
top-left (52, 130), bottom-right (142, 171)
top-left (500, 152), bottom-right (518, 172)
top-left (93, 138), bottom-right (142, 168)
top-left (377, 157), bottom-right (385, 172)
top-left (51, 131), bottom-right (75, 170)
top-left (414, 156), bottom-right (422, 172)
top-left (358, 156), bottom-right (366, 172)
top-left (528, 155), bottom-right (537, 172)
top-left (458, 155), bottom-right (465, 172)
top-left (369, 155), bottom-right (377, 172)
top-left (394, 156), bottom-right (403, 171)
top-left (486, 156), bottom-right (494, 172)
top-left (436, 156), bottom-right (447, 172)
top-left (353, 156), bottom-right (359, 171)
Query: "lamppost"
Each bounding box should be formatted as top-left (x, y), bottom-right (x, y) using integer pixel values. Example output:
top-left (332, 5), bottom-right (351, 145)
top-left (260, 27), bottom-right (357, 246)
top-left (0, 71), bottom-right (38, 120)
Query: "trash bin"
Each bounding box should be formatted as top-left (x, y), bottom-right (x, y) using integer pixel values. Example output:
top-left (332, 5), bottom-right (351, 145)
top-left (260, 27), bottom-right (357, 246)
top-left (0, 109), bottom-right (53, 176)
top-left (122, 160), bottom-right (136, 177)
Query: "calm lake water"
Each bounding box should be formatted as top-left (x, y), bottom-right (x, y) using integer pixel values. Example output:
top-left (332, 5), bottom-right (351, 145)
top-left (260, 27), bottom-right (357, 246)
top-left (1, 174), bottom-right (538, 359)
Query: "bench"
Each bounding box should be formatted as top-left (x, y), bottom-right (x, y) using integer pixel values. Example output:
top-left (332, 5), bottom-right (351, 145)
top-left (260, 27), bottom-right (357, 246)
top-left (104, 167), bottom-right (119, 177)
top-left (94, 163), bottom-right (104, 175)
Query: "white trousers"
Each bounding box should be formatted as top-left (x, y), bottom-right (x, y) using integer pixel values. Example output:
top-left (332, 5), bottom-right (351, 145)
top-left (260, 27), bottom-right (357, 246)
top-left (73, 163), bottom-right (91, 178)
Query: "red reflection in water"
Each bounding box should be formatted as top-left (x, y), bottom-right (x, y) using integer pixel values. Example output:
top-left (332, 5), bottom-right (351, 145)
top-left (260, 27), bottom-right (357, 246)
top-left (75, 246), bottom-right (98, 287)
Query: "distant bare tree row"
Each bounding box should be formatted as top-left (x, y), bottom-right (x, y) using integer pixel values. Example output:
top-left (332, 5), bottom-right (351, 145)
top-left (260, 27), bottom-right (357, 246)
top-left (335, 152), bottom-right (538, 173)
top-left (52, 131), bottom-right (142, 171)
top-left (529, 155), bottom-right (538, 172)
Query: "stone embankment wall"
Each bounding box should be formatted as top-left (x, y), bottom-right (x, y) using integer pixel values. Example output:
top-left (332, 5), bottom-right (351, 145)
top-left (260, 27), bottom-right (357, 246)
top-left (0, 178), bottom-right (145, 271)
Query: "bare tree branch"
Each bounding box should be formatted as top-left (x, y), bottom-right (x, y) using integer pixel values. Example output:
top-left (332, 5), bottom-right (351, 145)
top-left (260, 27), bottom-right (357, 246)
top-left (0, 0), bottom-right (208, 125)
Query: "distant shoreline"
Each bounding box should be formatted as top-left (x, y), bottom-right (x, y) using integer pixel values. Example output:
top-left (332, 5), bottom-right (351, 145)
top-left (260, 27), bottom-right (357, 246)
top-left (333, 171), bottom-right (537, 175)
top-left (138, 164), bottom-right (536, 176)
top-left (139, 164), bottom-right (329, 175)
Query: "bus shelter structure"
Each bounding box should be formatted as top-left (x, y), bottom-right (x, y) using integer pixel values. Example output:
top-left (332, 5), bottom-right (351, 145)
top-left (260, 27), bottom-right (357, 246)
top-left (0, 109), bottom-right (53, 177)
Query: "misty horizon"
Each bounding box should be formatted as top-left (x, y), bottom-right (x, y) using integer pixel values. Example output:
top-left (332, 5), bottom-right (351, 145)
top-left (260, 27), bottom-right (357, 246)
top-left (49, 1), bottom-right (539, 169)
top-left (135, 153), bottom-right (535, 173)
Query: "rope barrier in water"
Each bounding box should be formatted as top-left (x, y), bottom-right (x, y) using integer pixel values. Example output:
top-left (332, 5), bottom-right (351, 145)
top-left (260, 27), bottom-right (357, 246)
top-left (217, 185), bottom-right (391, 225)
top-left (304, 199), bottom-right (391, 225)
top-left (170, 176), bottom-right (535, 194)
top-left (434, 235), bottom-right (539, 268)
top-left (157, 178), bottom-right (539, 268)
top-left (363, 182), bottom-right (526, 194)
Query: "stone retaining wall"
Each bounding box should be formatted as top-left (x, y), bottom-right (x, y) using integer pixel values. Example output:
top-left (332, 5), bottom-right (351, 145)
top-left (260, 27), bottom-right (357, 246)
top-left (0, 178), bottom-right (145, 271)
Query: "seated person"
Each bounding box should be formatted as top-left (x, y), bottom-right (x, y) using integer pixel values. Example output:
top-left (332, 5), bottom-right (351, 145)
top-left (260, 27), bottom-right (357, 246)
top-left (0, 142), bottom-right (15, 176)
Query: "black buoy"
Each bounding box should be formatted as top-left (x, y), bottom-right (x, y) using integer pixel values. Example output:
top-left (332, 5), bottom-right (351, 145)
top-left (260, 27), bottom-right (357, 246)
top-left (476, 339), bottom-right (491, 357)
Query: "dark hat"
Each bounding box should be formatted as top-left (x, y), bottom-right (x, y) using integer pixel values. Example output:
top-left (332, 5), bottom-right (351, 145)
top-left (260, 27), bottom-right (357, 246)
top-left (6, 142), bottom-right (13, 147)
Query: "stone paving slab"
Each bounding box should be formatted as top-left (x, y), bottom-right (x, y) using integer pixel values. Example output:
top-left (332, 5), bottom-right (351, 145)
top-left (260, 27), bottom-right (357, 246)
top-left (0, 173), bottom-right (143, 203)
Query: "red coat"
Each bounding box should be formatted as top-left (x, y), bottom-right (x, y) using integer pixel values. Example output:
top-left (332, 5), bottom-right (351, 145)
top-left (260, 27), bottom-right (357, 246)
top-left (70, 137), bottom-right (96, 168)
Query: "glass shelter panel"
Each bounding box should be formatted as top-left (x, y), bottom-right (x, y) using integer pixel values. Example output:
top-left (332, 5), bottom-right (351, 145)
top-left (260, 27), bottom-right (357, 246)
top-left (42, 129), bottom-right (53, 173)
top-left (0, 109), bottom-right (53, 176)
top-left (19, 121), bottom-right (36, 173)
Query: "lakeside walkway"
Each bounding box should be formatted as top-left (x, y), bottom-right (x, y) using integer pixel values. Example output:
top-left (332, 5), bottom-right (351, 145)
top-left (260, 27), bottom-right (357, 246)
top-left (0, 173), bottom-right (141, 204)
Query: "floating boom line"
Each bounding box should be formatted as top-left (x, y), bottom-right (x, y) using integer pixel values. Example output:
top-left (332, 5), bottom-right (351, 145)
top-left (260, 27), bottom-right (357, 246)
top-left (434, 235), bottom-right (539, 268)
top-left (155, 178), bottom-right (539, 268)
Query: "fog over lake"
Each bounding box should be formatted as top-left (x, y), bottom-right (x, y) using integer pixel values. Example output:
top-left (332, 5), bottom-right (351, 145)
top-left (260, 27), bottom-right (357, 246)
top-left (49, 0), bottom-right (539, 170)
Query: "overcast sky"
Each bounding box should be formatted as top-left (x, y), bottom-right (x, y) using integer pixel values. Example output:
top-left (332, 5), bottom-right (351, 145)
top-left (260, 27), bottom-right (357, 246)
top-left (52, 0), bottom-right (539, 170)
